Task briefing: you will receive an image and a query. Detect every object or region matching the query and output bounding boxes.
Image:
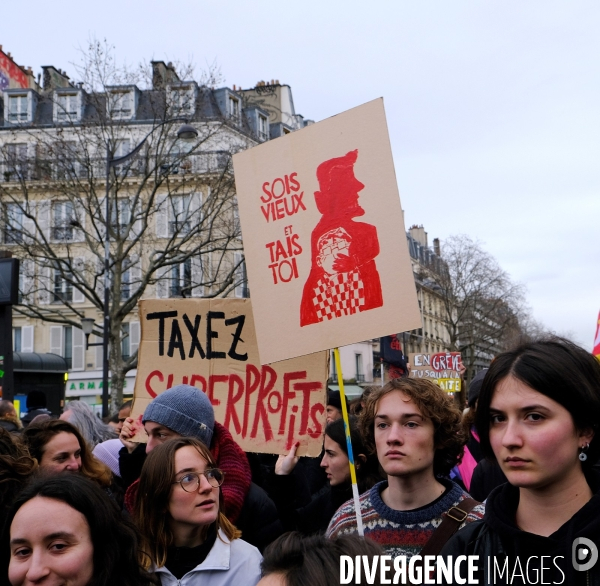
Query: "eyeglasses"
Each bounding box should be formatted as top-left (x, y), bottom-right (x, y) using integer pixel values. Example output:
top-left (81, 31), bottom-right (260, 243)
top-left (173, 469), bottom-right (225, 492)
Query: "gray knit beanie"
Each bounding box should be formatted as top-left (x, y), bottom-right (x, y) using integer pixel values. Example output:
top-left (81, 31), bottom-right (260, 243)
top-left (142, 384), bottom-right (215, 446)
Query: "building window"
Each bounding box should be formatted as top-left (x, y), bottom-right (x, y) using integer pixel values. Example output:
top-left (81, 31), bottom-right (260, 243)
top-left (234, 253), bottom-right (248, 298)
top-left (13, 327), bottom-right (22, 352)
top-left (169, 195), bottom-right (192, 235)
top-left (64, 326), bottom-right (73, 369)
top-left (108, 91), bottom-right (133, 119)
top-left (170, 87), bottom-right (194, 114)
top-left (121, 322), bottom-right (130, 360)
top-left (355, 353), bottom-right (364, 382)
top-left (228, 96), bottom-right (240, 119)
top-left (331, 351), bottom-right (337, 381)
top-left (8, 94), bottom-right (28, 122)
top-left (3, 203), bottom-right (23, 244)
top-left (52, 201), bottom-right (75, 240)
top-left (4, 143), bottom-right (28, 178)
top-left (54, 140), bottom-right (82, 180)
top-left (53, 266), bottom-right (73, 303)
top-left (121, 266), bottom-right (131, 301)
top-left (56, 93), bottom-right (79, 121)
top-left (258, 114), bottom-right (268, 140)
top-left (111, 198), bottom-right (132, 237)
top-left (170, 259), bottom-right (192, 298)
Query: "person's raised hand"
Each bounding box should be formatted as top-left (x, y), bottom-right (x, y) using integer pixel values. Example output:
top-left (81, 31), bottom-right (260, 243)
top-left (275, 441), bottom-right (300, 475)
top-left (119, 414), bottom-right (143, 454)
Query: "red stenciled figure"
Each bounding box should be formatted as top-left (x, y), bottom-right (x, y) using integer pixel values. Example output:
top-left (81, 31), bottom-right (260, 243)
top-left (300, 150), bottom-right (383, 326)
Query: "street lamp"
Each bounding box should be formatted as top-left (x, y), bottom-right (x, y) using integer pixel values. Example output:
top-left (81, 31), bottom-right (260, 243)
top-left (99, 120), bottom-right (199, 417)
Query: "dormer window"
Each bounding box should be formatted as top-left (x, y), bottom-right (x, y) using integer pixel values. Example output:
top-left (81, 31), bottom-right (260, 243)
top-left (8, 94), bottom-right (28, 122)
top-left (4, 90), bottom-right (36, 124)
top-left (106, 87), bottom-right (137, 120)
top-left (54, 91), bottom-right (82, 123)
top-left (168, 84), bottom-right (196, 115)
top-left (228, 95), bottom-right (240, 119)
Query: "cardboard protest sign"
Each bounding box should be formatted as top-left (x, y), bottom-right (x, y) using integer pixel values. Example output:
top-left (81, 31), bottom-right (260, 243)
top-left (233, 98), bottom-right (421, 365)
top-left (409, 352), bottom-right (463, 392)
top-left (132, 299), bottom-right (328, 456)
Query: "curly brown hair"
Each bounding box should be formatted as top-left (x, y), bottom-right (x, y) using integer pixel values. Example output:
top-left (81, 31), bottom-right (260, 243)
top-left (0, 427), bottom-right (38, 523)
top-left (359, 378), bottom-right (466, 477)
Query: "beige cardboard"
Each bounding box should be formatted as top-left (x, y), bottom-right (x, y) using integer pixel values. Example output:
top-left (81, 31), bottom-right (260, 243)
top-left (233, 98), bottom-right (421, 365)
top-left (132, 299), bottom-right (328, 456)
top-left (409, 352), bottom-right (463, 392)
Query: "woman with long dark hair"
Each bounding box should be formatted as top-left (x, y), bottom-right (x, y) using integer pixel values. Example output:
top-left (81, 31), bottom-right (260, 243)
top-left (441, 338), bottom-right (600, 585)
top-left (134, 437), bottom-right (262, 586)
top-left (1, 473), bottom-right (153, 586)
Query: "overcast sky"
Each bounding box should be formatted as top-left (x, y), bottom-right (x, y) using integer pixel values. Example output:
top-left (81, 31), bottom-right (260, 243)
top-left (3, 1), bottom-right (599, 347)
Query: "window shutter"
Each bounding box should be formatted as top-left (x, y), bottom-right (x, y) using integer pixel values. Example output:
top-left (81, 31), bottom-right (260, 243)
top-left (130, 321), bottom-right (140, 357)
top-left (95, 258), bottom-right (105, 300)
top-left (155, 265), bottom-right (169, 299)
top-left (131, 197), bottom-right (143, 238)
top-left (20, 260), bottom-right (35, 303)
top-left (191, 255), bottom-right (204, 297)
top-left (155, 195), bottom-right (168, 238)
top-left (189, 191), bottom-right (202, 229)
top-left (50, 326), bottom-right (63, 355)
top-left (72, 327), bottom-right (85, 371)
top-left (37, 200), bottom-right (51, 240)
top-left (22, 201), bottom-right (36, 244)
top-left (72, 257), bottom-right (85, 303)
top-left (21, 326), bottom-right (34, 353)
top-left (96, 197), bottom-right (107, 241)
top-left (130, 255), bottom-right (142, 298)
top-left (74, 206), bottom-right (85, 242)
top-left (38, 265), bottom-right (52, 304)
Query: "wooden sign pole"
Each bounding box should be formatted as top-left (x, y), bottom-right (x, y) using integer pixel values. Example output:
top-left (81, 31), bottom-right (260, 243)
top-left (333, 347), bottom-right (364, 536)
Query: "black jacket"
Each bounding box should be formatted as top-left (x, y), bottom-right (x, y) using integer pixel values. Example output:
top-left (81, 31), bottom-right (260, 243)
top-left (440, 470), bottom-right (600, 585)
top-left (21, 407), bottom-right (52, 427)
top-left (469, 458), bottom-right (508, 503)
top-left (267, 472), bottom-right (353, 535)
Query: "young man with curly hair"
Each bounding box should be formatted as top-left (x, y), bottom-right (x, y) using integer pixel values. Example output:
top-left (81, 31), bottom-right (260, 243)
top-left (326, 377), bottom-right (485, 559)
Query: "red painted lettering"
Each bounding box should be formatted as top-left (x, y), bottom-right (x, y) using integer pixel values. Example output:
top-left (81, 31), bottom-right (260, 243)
top-left (279, 371), bottom-right (306, 436)
top-left (207, 375), bottom-right (227, 406)
top-left (145, 370), bottom-right (163, 398)
top-left (224, 374), bottom-right (244, 435)
top-left (251, 365), bottom-right (277, 441)
top-left (243, 365), bottom-right (261, 438)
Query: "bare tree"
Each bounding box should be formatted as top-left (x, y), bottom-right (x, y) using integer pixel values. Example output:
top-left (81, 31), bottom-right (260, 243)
top-left (423, 235), bottom-right (527, 384)
top-left (0, 41), bottom-right (251, 408)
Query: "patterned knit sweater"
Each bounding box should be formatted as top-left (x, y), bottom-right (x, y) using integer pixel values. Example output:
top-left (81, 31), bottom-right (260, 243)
top-left (326, 479), bottom-right (485, 559)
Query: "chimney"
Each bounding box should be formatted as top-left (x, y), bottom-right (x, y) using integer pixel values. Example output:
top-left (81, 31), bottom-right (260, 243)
top-left (433, 238), bottom-right (440, 257)
top-left (408, 225), bottom-right (428, 248)
top-left (42, 65), bottom-right (71, 91)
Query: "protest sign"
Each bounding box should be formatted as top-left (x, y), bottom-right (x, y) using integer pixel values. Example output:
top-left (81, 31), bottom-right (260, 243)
top-left (132, 298), bottom-right (329, 456)
top-left (233, 98), bottom-right (421, 365)
top-left (409, 352), bottom-right (463, 392)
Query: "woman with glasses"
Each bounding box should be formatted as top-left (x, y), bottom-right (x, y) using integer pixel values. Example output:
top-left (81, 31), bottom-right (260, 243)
top-left (134, 437), bottom-right (262, 586)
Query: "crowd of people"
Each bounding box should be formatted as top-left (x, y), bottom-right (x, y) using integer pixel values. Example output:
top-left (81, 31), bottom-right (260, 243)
top-left (0, 336), bottom-right (599, 585)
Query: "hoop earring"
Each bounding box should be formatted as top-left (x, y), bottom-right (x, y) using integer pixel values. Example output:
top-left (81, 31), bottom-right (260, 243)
top-left (579, 443), bottom-right (590, 462)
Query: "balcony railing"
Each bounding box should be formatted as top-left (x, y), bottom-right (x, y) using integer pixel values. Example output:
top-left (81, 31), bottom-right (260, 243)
top-left (0, 151), bottom-right (231, 183)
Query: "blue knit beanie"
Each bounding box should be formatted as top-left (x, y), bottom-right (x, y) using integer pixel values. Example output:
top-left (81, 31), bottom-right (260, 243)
top-left (142, 385), bottom-right (215, 446)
